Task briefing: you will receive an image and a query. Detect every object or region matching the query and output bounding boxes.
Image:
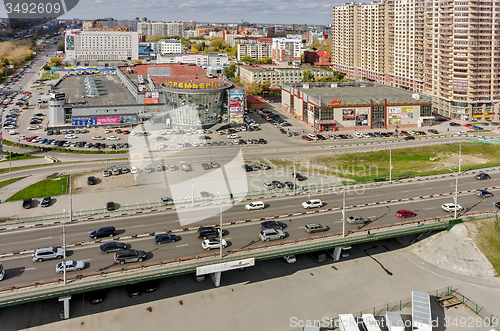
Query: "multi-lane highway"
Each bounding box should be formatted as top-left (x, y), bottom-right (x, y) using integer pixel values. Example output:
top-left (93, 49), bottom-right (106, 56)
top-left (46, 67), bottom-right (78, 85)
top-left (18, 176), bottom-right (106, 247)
top-left (0, 170), bottom-right (498, 287)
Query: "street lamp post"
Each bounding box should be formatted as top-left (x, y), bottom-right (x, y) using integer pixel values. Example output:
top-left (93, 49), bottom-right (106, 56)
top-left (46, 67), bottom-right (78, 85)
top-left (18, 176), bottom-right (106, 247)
top-left (191, 169), bottom-right (194, 207)
top-left (338, 178), bottom-right (346, 238)
top-left (389, 149), bottom-right (392, 182)
top-left (9, 151), bottom-right (11, 180)
top-left (105, 134), bottom-right (108, 169)
top-left (449, 168), bottom-right (459, 219)
top-left (293, 152), bottom-right (298, 195)
top-left (217, 191), bottom-right (223, 258)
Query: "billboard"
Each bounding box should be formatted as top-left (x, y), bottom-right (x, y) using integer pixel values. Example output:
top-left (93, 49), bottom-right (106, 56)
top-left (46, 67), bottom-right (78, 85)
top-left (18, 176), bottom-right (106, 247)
top-left (144, 92), bottom-right (159, 104)
top-left (388, 106), bottom-right (413, 124)
top-left (72, 117), bottom-right (97, 126)
top-left (196, 258), bottom-right (255, 276)
top-left (96, 117), bottom-right (120, 125)
top-left (229, 89), bottom-right (244, 124)
top-left (66, 35), bottom-right (74, 50)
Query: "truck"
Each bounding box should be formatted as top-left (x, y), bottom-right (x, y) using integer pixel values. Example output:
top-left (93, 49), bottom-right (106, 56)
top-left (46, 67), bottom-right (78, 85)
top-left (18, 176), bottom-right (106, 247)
top-left (338, 314), bottom-right (358, 331)
top-left (179, 161), bottom-right (192, 172)
top-left (385, 312), bottom-right (404, 331)
top-left (309, 251), bottom-right (327, 263)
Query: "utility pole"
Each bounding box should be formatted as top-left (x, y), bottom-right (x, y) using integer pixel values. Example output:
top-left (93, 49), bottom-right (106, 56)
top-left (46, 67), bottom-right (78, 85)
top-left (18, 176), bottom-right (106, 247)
top-left (338, 178), bottom-right (346, 238)
top-left (9, 151), bottom-right (12, 180)
top-left (389, 149), bottom-right (392, 182)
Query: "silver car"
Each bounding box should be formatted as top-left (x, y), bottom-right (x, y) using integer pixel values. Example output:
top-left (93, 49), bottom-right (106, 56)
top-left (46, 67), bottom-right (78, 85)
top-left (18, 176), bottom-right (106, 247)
top-left (259, 229), bottom-right (285, 241)
top-left (56, 260), bottom-right (85, 273)
top-left (33, 247), bottom-right (64, 262)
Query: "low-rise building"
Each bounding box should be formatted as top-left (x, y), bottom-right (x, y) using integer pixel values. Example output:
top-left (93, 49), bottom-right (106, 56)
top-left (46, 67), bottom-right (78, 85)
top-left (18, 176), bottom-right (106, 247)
top-left (239, 63), bottom-right (332, 88)
top-left (281, 82), bottom-right (432, 131)
top-left (159, 39), bottom-right (182, 54)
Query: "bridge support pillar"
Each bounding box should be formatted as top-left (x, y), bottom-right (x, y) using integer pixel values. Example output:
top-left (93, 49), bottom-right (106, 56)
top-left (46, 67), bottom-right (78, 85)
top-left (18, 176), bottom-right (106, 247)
top-left (210, 272), bottom-right (221, 287)
top-left (58, 295), bottom-right (71, 320)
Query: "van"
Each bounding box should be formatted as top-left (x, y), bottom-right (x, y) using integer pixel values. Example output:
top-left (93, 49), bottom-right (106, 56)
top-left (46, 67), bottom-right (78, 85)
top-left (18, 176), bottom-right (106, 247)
top-left (245, 201), bottom-right (265, 211)
top-left (111, 167), bottom-right (120, 175)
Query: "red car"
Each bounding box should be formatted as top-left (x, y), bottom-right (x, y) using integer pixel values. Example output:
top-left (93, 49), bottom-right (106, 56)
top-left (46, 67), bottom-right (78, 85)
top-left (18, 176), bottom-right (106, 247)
top-left (464, 124), bottom-right (471, 127)
top-left (26, 136), bottom-right (38, 142)
top-left (396, 209), bottom-right (416, 218)
top-left (302, 135), bottom-right (312, 141)
top-left (400, 130), bottom-right (410, 136)
top-left (122, 130), bottom-right (130, 134)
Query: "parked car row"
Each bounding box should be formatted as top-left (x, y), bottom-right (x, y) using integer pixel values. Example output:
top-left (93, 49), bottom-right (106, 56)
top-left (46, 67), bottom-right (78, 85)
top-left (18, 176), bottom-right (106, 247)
top-left (23, 135), bottom-right (129, 149)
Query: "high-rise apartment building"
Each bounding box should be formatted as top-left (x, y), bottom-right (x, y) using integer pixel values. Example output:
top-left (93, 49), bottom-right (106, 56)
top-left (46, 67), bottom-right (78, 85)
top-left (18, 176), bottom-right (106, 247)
top-left (331, 0), bottom-right (500, 122)
top-left (271, 38), bottom-right (301, 64)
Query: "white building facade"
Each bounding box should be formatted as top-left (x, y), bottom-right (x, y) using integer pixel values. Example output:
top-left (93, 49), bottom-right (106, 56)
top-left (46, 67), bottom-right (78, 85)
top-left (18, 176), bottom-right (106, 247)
top-left (65, 29), bottom-right (139, 61)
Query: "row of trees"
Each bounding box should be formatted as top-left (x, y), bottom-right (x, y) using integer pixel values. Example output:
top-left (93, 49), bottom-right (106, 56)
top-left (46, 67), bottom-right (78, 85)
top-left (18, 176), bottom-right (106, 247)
top-left (302, 69), bottom-right (346, 83)
top-left (239, 56), bottom-right (272, 64)
top-left (0, 40), bottom-right (35, 78)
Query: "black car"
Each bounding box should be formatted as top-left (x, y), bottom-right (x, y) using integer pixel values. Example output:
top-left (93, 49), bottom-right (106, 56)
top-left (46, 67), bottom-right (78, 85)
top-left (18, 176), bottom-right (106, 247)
top-left (199, 191), bottom-right (213, 198)
top-left (292, 172), bottom-right (306, 181)
top-left (154, 233), bottom-right (179, 244)
top-left (87, 176), bottom-right (96, 185)
top-left (475, 173), bottom-right (490, 180)
top-left (114, 249), bottom-right (146, 265)
top-left (495, 201), bottom-right (500, 209)
top-left (127, 280), bottom-right (158, 298)
top-left (197, 226), bottom-right (219, 239)
top-left (284, 181), bottom-right (295, 189)
top-left (261, 220), bottom-right (286, 230)
top-left (449, 122), bottom-right (461, 126)
top-left (201, 163), bottom-right (211, 170)
top-left (87, 289), bottom-right (106, 304)
top-left (106, 201), bottom-right (116, 211)
top-left (271, 180), bottom-right (285, 188)
top-left (259, 138), bottom-right (267, 144)
top-left (90, 226), bottom-right (116, 239)
top-left (99, 242), bottom-right (127, 254)
top-left (316, 134), bottom-right (327, 140)
top-left (40, 196), bottom-right (51, 208)
top-left (22, 198), bottom-right (32, 209)
top-left (242, 164), bottom-right (252, 172)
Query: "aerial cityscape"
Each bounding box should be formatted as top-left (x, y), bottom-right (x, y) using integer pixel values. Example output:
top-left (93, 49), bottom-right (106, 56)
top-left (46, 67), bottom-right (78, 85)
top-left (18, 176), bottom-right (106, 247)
top-left (0, 1), bottom-right (499, 330)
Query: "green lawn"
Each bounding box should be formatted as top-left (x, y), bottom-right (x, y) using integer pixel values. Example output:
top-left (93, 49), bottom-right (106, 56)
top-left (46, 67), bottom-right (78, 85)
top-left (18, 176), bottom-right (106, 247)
top-left (1, 152), bottom-right (43, 162)
top-left (471, 218), bottom-right (500, 276)
top-left (0, 176), bottom-right (26, 189)
top-left (6, 175), bottom-right (68, 201)
top-left (270, 142), bottom-right (500, 182)
top-left (40, 72), bottom-right (60, 80)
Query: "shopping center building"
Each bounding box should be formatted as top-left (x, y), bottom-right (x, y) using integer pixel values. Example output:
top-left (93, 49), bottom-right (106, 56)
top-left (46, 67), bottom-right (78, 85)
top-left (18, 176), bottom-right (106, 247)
top-left (48, 63), bottom-right (243, 128)
top-left (281, 82), bottom-right (433, 132)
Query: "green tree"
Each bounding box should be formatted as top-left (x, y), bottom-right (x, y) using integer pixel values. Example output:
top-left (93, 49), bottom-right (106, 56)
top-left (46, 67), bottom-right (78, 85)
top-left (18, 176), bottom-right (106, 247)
top-left (42, 64), bottom-right (50, 70)
top-left (302, 70), bottom-right (314, 82)
top-left (241, 55), bottom-right (253, 63)
top-left (261, 80), bottom-right (271, 95)
top-left (245, 82), bottom-right (263, 95)
top-left (224, 63), bottom-right (237, 79)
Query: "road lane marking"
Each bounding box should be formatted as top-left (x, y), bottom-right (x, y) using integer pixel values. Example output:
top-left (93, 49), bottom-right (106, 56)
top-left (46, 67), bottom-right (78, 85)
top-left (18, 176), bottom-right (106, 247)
top-left (176, 244), bottom-right (189, 247)
top-left (132, 225), bottom-right (144, 227)
top-left (38, 237), bottom-right (53, 240)
top-left (82, 259), bottom-right (92, 262)
top-left (25, 267), bottom-right (36, 271)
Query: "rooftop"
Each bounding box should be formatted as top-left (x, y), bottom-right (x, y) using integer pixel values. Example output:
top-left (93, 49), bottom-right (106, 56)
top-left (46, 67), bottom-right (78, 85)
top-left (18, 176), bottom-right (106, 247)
top-left (119, 63), bottom-right (228, 88)
top-left (55, 74), bottom-right (136, 106)
top-left (297, 85), bottom-right (422, 102)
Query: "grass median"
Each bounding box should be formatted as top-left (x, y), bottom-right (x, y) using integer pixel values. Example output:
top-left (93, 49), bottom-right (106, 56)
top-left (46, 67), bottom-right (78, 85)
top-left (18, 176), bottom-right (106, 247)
top-left (1, 152), bottom-right (43, 162)
top-left (6, 175), bottom-right (68, 201)
top-left (468, 218), bottom-right (500, 276)
top-left (270, 142), bottom-right (500, 182)
top-left (0, 176), bottom-right (26, 189)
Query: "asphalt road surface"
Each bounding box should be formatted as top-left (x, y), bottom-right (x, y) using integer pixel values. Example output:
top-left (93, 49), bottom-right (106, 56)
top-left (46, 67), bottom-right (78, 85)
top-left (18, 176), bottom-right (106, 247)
top-left (0, 172), bottom-right (498, 287)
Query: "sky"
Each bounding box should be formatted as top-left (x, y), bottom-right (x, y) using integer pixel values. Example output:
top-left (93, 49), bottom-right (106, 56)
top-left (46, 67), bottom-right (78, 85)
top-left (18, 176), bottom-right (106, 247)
top-left (1, 0), bottom-right (337, 25)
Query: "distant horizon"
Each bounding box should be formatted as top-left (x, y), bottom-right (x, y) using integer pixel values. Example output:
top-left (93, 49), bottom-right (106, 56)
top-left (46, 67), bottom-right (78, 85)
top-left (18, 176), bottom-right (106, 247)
top-left (0, 0), bottom-right (339, 26)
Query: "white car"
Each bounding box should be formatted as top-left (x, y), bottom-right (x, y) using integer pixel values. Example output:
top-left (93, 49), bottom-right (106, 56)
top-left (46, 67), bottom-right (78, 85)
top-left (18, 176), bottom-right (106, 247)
top-left (197, 129), bottom-right (204, 134)
top-left (130, 166), bottom-right (138, 174)
top-left (107, 136), bottom-right (119, 140)
top-left (302, 199), bottom-right (323, 209)
top-left (104, 129), bottom-right (110, 134)
top-left (55, 260), bottom-right (85, 273)
top-left (92, 136), bottom-right (105, 140)
top-left (202, 239), bottom-right (227, 250)
top-left (442, 203), bottom-right (463, 212)
top-left (8, 130), bottom-right (16, 135)
top-left (191, 141), bottom-right (199, 147)
top-left (80, 128), bottom-right (88, 133)
top-left (353, 132), bottom-right (363, 138)
top-left (28, 125), bottom-right (40, 130)
top-left (65, 134), bottom-right (76, 139)
top-left (227, 133), bottom-right (240, 139)
top-left (283, 255), bottom-right (296, 264)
